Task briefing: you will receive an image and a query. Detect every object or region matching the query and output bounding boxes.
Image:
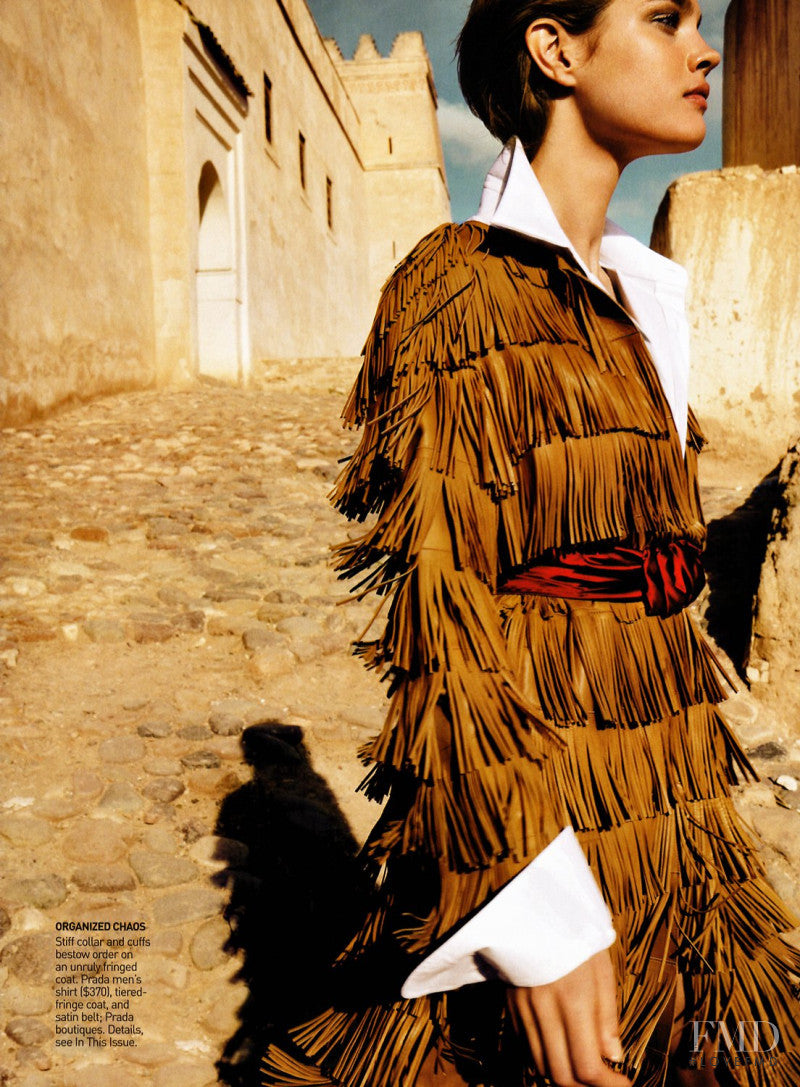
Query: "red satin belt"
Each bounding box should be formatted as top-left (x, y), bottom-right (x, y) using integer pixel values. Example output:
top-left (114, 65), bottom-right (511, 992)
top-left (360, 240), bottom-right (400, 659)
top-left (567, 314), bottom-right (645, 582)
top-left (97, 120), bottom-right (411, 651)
top-left (499, 540), bottom-right (705, 619)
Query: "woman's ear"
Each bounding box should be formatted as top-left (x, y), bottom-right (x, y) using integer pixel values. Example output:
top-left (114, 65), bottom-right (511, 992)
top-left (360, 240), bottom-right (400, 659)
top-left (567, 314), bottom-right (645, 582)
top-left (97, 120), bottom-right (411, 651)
top-left (525, 20), bottom-right (580, 88)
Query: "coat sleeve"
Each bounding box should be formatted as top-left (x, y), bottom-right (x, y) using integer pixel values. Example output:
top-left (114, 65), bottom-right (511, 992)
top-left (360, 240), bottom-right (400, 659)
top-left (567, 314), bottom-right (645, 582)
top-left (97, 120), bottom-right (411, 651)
top-left (331, 226), bottom-right (581, 954)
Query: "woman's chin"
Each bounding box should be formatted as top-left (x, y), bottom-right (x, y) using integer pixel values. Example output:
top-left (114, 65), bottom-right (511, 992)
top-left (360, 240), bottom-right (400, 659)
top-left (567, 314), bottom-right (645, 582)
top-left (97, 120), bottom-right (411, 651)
top-left (638, 127), bottom-right (708, 160)
top-left (667, 119), bottom-right (709, 155)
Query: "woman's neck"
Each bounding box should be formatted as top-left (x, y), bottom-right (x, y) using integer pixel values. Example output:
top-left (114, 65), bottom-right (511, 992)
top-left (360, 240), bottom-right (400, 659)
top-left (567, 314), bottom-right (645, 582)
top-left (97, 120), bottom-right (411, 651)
top-left (530, 111), bottom-right (624, 284)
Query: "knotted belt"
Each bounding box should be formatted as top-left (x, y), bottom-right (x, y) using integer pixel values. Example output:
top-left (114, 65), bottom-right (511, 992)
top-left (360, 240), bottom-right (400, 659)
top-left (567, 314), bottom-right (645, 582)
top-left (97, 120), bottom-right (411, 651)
top-left (499, 540), bottom-right (705, 619)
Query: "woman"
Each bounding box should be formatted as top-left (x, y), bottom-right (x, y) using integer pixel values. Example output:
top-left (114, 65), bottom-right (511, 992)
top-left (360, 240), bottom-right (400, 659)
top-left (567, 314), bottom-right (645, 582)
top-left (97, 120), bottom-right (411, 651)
top-left (263, 1), bottom-right (800, 1085)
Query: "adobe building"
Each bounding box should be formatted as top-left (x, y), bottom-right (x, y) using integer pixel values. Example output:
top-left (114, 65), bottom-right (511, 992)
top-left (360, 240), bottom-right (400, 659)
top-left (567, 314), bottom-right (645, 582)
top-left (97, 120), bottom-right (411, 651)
top-left (652, 0), bottom-right (800, 463)
top-left (0, 0), bottom-right (450, 426)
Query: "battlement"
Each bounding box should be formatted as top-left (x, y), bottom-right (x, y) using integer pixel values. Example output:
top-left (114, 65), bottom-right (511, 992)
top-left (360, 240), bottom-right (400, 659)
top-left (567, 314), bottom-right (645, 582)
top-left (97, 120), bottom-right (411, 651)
top-left (329, 30), bottom-right (438, 127)
top-left (326, 31), bottom-right (429, 65)
top-left (388, 32), bottom-right (427, 60)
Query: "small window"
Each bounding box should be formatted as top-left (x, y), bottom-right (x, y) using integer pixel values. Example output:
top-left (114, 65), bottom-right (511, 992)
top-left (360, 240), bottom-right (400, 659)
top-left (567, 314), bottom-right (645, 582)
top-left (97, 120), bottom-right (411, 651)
top-left (388, 136), bottom-right (393, 155)
top-left (298, 132), bottom-right (306, 190)
top-left (326, 176), bottom-right (333, 230)
top-left (263, 73), bottom-right (272, 143)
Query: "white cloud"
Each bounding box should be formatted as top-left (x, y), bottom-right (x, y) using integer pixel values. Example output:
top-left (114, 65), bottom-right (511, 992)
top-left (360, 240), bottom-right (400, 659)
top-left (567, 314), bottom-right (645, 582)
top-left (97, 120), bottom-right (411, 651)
top-left (437, 99), bottom-right (501, 166)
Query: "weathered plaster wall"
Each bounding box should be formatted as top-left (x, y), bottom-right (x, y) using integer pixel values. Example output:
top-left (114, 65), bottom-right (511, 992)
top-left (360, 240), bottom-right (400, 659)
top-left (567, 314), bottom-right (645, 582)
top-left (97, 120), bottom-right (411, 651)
top-left (1, 0), bottom-right (451, 425)
top-left (0, 0), bottom-right (156, 424)
top-left (751, 439), bottom-right (800, 707)
top-left (184, 0), bottom-right (372, 364)
top-left (135, 0), bottom-right (194, 388)
top-left (723, 0), bottom-right (800, 170)
top-left (651, 166), bottom-right (800, 462)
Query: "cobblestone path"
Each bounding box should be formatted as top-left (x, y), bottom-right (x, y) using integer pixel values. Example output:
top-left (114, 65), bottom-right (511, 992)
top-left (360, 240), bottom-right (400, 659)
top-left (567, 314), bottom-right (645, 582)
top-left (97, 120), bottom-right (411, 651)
top-left (1, 364), bottom-right (799, 1087)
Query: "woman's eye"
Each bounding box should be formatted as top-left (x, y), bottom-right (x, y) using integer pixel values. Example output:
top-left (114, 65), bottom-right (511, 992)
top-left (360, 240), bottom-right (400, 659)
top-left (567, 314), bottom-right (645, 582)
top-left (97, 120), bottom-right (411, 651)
top-left (653, 10), bottom-right (681, 29)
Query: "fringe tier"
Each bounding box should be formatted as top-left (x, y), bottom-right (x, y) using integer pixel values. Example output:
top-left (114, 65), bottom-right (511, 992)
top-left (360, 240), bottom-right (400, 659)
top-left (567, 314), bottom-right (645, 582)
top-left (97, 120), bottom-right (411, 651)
top-left (263, 224), bottom-right (800, 1086)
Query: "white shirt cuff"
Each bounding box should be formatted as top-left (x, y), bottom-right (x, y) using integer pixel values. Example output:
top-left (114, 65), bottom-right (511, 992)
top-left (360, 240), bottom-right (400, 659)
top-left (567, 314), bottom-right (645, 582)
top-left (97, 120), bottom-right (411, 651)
top-left (400, 827), bottom-right (616, 998)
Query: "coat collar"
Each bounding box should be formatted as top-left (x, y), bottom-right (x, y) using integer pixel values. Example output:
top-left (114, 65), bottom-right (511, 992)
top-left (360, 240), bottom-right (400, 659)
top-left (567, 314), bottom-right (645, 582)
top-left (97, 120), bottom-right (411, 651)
top-left (470, 138), bottom-right (690, 449)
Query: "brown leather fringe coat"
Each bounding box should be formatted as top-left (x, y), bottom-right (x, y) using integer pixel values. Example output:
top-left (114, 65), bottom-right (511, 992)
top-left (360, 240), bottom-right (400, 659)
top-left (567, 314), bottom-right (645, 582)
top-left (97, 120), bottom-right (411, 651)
top-left (263, 222), bottom-right (800, 1087)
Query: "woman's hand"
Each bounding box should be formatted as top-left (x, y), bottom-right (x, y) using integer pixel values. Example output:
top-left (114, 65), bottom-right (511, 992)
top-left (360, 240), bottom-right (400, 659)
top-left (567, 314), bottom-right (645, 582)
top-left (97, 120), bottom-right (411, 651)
top-left (506, 950), bottom-right (631, 1087)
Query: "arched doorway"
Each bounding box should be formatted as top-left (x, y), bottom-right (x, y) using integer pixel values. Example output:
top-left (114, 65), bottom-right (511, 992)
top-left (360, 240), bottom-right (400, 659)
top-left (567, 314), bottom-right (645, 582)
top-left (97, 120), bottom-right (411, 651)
top-left (195, 160), bottom-right (240, 380)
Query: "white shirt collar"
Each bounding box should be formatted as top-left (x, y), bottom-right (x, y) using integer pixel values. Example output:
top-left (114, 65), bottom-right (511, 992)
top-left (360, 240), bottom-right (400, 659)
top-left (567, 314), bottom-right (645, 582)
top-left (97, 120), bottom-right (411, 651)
top-left (471, 138), bottom-right (687, 294)
top-left (470, 138), bottom-right (690, 449)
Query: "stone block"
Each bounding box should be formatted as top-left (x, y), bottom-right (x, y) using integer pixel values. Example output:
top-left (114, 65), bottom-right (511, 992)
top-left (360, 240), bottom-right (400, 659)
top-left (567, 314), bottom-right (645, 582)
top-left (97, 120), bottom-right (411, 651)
top-left (72, 772), bottom-right (105, 798)
top-left (138, 719), bottom-right (174, 738)
top-left (177, 724), bottom-right (214, 741)
top-left (62, 819), bottom-right (128, 863)
top-left (0, 934), bottom-right (54, 984)
top-left (189, 835), bottom-right (248, 870)
top-left (4, 875), bottom-right (67, 909)
top-left (0, 816), bottom-right (54, 846)
top-left (83, 618), bottom-right (127, 643)
top-left (4, 985), bottom-right (52, 1016)
top-left (5, 1018), bottom-right (53, 1046)
top-left (127, 619), bottom-right (174, 644)
top-left (208, 710), bottom-right (245, 735)
top-left (98, 736), bottom-right (147, 764)
top-left (71, 865), bottom-right (137, 893)
top-left (98, 782), bottom-right (144, 813)
top-left (189, 916), bottom-right (231, 970)
top-left (129, 850), bottom-right (198, 888)
top-left (180, 750), bottom-right (221, 770)
top-left (151, 887), bottom-right (226, 927)
top-left (248, 646), bottom-right (296, 680)
top-left (142, 778), bottom-right (185, 803)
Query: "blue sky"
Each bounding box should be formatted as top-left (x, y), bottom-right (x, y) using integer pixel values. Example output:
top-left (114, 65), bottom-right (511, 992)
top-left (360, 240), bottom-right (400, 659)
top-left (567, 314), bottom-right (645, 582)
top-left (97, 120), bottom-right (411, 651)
top-left (307, 0), bottom-right (729, 243)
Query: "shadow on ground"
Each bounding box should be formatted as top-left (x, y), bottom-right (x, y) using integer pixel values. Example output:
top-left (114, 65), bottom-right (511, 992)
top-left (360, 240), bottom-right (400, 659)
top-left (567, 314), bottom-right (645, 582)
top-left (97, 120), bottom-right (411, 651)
top-left (703, 464), bottom-right (781, 677)
top-left (214, 722), bottom-right (371, 1086)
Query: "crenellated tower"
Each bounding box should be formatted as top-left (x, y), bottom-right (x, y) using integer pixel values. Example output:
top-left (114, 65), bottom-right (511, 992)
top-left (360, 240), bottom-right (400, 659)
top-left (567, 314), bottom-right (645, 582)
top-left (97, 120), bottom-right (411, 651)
top-left (327, 32), bottom-right (451, 300)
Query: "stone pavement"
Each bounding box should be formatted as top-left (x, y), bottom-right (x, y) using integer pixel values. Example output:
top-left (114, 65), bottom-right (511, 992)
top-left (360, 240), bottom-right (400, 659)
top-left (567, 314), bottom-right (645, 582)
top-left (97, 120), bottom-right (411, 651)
top-left (1, 363), bottom-right (800, 1087)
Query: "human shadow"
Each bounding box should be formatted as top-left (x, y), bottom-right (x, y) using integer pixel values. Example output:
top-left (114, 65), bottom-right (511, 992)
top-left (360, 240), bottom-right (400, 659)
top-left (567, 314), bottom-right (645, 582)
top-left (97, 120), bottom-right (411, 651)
top-left (703, 465), bottom-right (781, 677)
top-left (214, 721), bottom-right (370, 1087)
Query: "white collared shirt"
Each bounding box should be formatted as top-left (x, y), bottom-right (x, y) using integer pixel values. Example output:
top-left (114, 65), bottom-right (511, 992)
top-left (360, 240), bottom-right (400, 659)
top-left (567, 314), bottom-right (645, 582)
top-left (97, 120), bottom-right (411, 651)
top-left (402, 140), bottom-right (694, 1000)
top-left (471, 138), bottom-right (691, 448)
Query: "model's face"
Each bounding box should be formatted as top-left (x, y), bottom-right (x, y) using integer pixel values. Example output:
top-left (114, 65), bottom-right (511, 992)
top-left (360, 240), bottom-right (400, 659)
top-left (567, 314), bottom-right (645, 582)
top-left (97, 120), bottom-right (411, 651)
top-left (568, 0), bottom-right (721, 164)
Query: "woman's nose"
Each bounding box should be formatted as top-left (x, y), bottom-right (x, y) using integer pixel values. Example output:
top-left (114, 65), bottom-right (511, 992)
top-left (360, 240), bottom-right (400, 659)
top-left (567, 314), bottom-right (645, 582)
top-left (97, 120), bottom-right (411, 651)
top-left (693, 37), bottom-right (722, 74)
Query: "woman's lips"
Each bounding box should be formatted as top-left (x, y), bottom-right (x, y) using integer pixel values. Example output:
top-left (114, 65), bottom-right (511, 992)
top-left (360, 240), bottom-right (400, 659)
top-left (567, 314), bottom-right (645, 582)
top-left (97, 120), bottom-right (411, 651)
top-left (685, 84), bottom-right (710, 109)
